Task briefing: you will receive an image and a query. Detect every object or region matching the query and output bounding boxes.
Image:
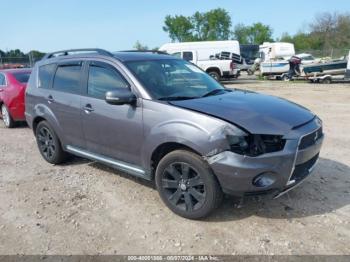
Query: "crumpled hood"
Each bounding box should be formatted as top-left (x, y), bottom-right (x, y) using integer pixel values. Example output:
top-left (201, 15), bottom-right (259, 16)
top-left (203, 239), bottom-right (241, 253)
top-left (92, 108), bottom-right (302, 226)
top-left (170, 90), bottom-right (315, 135)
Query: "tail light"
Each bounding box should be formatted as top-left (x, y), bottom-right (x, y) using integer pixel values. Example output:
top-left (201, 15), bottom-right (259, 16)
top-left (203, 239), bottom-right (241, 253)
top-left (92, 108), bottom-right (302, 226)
top-left (230, 61), bottom-right (236, 70)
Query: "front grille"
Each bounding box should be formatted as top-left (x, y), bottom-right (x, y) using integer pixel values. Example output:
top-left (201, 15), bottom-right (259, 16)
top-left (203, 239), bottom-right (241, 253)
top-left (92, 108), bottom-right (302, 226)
top-left (299, 127), bottom-right (323, 150)
top-left (290, 154), bottom-right (319, 183)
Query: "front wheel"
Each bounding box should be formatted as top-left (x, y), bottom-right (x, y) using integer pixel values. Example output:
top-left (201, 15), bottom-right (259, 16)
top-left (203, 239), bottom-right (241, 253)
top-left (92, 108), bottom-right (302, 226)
top-left (1, 104), bottom-right (15, 128)
top-left (35, 121), bottom-right (68, 164)
top-left (155, 150), bottom-right (223, 219)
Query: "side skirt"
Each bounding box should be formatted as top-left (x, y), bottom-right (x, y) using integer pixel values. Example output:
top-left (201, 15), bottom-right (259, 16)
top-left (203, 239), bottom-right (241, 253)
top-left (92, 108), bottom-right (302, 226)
top-left (66, 145), bottom-right (151, 180)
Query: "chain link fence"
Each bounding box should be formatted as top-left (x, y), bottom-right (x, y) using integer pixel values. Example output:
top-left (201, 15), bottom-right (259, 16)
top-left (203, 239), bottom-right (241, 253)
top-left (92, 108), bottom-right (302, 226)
top-left (296, 48), bottom-right (349, 59)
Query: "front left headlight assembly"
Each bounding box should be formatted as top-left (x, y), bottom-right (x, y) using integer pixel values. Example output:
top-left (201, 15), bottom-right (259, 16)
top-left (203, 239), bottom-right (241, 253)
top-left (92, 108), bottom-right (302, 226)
top-left (223, 124), bottom-right (286, 156)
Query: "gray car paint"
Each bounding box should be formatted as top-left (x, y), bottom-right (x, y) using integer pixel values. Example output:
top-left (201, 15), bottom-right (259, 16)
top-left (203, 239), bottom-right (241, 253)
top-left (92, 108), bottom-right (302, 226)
top-left (25, 52), bottom-right (323, 197)
top-left (170, 90), bottom-right (315, 135)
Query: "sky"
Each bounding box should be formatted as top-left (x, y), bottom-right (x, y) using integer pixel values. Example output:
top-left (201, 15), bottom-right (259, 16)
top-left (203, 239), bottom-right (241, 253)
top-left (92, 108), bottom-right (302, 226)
top-left (1, 0), bottom-right (349, 53)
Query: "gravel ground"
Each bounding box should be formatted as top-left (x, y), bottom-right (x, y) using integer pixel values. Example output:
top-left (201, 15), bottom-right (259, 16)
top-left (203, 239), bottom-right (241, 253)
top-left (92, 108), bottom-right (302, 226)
top-left (0, 81), bottom-right (349, 255)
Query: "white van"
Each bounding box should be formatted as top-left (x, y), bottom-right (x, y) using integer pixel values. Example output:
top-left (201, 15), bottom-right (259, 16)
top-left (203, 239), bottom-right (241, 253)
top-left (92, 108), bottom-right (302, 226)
top-left (159, 41), bottom-right (240, 80)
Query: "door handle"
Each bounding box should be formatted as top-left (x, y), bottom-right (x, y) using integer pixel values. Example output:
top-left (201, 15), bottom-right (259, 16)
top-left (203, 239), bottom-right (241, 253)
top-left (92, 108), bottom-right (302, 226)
top-left (83, 104), bottom-right (94, 113)
top-left (47, 95), bottom-right (54, 104)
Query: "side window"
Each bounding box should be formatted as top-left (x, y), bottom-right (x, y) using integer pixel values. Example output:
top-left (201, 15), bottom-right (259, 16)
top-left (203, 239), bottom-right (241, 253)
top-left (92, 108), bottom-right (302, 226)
top-left (171, 52), bottom-right (181, 58)
top-left (0, 73), bottom-right (5, 86)
top-left (53, 64), bottom-right (82, 94)
top-left (87, 63), bottom-right (129, 99)
top-left (39, 64), bottom-right (56, 88)
top-left (183, 51), bottom-right (193, 61)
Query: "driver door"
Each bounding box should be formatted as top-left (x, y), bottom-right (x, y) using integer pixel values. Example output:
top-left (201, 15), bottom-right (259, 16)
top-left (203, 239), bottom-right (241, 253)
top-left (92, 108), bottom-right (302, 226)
top-left (81, 61), bottom-right (143, 166)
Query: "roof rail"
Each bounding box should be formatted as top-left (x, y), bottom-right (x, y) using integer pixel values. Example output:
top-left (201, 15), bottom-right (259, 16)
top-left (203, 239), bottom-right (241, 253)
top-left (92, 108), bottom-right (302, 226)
top-left (42, 48), bottom-right (113, 60)
top-left (120, 50), bottom-right (168, 55)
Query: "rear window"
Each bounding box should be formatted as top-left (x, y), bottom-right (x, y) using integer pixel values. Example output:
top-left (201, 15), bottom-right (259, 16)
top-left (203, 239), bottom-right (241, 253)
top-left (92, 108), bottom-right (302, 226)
top-left (53, 64), bottom-right (82, 93)
top-left (13, 72), bottom-right (31, 83)
top-left (39, 64), bottom-right (56, 88)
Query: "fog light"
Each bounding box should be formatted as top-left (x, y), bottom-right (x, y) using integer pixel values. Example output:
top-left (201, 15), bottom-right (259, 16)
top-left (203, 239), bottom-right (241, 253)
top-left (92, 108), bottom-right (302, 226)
top-left (252, 172), bottom-right (276, 187)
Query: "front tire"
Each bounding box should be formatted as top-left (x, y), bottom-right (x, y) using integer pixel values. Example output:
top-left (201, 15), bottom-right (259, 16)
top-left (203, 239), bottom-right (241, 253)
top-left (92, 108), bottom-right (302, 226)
top-left (155, 150), bottom-right (223, 219)
top-left (1, 104), bottom-right (15, 128)
top-left (35, 121), bottom-right (68, 164)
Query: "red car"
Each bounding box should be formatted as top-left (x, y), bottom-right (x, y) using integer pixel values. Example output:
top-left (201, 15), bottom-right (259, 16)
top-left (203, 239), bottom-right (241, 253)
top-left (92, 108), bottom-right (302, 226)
top-left (0, 69), bottom-right (31, 128)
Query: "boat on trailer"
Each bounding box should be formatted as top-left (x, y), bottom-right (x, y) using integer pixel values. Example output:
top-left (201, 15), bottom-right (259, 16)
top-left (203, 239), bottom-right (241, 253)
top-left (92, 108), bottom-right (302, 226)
top-left (303, 57), bottom-right (348, 77)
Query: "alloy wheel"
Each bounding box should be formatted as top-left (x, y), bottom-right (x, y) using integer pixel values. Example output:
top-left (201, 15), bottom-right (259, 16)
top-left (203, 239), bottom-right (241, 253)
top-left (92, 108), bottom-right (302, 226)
top-left (161, 162), bottom-right (206, 212)
top-left (37, 126), bottom-right (56, 160)
top-left (1, 105), bottom-right (10, 127)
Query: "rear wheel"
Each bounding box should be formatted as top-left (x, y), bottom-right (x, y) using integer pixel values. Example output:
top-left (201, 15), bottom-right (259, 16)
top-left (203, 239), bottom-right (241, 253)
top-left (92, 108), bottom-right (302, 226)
top-left (281, 74), bottom-right (289, 81)
top-left (208, 71), bottom-right (220, 81)
top-left (322, 77), bottom-right (331, 84)
top-left (155, 150), bottom-right (223, 219)
top-left (1, 104), bottom-right (15, 128)
top-left (35, 121), bottom-right (68, 164)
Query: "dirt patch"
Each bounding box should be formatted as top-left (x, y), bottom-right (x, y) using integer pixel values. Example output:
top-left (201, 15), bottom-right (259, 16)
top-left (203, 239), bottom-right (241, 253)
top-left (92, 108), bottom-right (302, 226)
top-left (0, 81), bottom-right (349, 255)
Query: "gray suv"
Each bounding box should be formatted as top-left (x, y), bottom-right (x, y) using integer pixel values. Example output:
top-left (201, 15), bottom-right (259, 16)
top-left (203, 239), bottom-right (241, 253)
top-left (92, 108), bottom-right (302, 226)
top-left (25, 49), bottom-right (324, 219)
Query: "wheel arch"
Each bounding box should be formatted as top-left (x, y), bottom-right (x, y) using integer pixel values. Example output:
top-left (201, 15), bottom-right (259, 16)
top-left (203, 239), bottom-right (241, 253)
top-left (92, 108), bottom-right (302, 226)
top-left (32, 116), bottom-right (47, 133)
top-left (31, 104), bottom-right (66, 145)
top-left (150, 142), bottom-right (201, 177)
top-left (205, 67), bottom-right (222, 76)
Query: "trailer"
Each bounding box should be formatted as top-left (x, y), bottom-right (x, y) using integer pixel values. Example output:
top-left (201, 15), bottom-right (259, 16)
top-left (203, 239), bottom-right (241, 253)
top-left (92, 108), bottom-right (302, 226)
top-left (308, 51), bottom-right (350, 84)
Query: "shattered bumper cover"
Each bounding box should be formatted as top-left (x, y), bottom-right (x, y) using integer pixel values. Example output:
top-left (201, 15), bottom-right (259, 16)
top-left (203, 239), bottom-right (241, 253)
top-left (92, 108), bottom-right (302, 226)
top-left (208, 118), bottom-right (324, 197)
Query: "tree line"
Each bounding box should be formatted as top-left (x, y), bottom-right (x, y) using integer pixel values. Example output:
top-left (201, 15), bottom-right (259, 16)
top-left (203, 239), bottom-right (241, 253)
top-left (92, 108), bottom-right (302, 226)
top-left (160, 9), bottom-right (350, 53)
top-left (0, 49), bottom-right (45, 59)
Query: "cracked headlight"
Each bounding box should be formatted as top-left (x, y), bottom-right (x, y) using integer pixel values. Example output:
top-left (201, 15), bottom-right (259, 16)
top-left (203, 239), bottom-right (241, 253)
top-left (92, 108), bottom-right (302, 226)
top-left (227, 135), bottom-right (249, 154)
top-left (224, 125), bottom-right (285, 156)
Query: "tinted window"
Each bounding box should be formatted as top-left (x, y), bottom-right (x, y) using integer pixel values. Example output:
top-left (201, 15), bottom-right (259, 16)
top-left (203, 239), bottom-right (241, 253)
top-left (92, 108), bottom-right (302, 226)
top-left (0, 74), bottom-right (5, 86)
top-left (88, 64), bottom-right (129, 99)
top-left (13, 72), bottom-right (31, 83)
top-left (39, 64), bottom-right (56, 88)
top-left (183, 51), bottom-right (193, 61)
top-left (53, 64), bottom-right (82, 93)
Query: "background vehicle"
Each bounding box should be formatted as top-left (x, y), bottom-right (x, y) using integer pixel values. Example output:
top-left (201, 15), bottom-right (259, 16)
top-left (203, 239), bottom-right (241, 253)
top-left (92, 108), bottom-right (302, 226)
top-left (347, 51), bottom-right (350, 79)
top-left (308, 52), bottom-right (350, 83)
top-left (259, 42), bottom-right (295, 77)
top-left (296, 53), bottom-right (318, 65)
top-left (159, 40), bottom-right (240, 80)
top-left (26, 49), bottom-right (323, 219)
top-left (0, 68), bottom-right (31, 127)
top-left (238, 44), bottom-right (259, 73)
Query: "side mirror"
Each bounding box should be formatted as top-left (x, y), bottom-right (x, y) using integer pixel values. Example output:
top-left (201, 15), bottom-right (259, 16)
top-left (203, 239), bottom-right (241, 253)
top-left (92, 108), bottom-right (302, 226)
top-left (105, 89), bottom-right (137, 105)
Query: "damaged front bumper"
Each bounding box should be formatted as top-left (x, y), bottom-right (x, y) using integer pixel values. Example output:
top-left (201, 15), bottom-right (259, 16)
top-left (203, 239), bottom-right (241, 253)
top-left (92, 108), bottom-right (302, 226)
top-left (208, 119), bottom-right (324, 198)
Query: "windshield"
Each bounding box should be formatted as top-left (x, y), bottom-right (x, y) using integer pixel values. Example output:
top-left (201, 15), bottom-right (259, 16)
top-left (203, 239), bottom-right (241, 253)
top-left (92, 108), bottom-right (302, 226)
top-left (126, 59), bottom-right (225, 100)
top-left (13, 72), bottom-right (31, 83)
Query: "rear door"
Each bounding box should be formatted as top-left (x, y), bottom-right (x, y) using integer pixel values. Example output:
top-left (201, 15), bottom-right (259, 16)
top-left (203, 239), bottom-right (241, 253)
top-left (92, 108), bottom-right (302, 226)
top-left (0, 73), bottom-right (7, 101)
top-left (48, 61), bottom-right (85, 148)
top-left (80, 60), bottom-right (143, 165)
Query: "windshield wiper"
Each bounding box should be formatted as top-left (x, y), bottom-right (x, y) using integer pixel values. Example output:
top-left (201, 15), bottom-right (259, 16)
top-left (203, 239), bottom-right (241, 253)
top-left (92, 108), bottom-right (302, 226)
top-left (201, 89), bottom-right (228, 98)
top-left (158, 96), bottom-right (198, 101)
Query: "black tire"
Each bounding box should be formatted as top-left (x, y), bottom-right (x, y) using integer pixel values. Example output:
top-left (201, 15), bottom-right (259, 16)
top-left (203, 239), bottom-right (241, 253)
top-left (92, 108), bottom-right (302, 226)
top-left (281, 74), bottom-right (289, 81)
top-left (155, 150), bottom-right (223, 219)
top-left (208, 71), bottom-right (220, 81)
top-left (35, 121), bottom-right (68, 164)
top-left (322, 77), bottom-right (331, 84)
top-left (1, 104), bottom-right (15, 128)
